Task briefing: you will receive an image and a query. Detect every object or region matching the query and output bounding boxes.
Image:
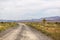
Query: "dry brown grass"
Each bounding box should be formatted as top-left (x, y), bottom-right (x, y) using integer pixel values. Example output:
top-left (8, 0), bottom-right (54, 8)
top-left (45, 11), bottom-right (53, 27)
top-left (0, 22), bottom-right (18, 32)
top-left (25, 22), bottom-right (60, 40)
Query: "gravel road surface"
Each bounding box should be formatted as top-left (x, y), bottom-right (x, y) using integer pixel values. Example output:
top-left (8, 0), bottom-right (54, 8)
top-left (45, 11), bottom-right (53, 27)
top-left (0, 23), bottom-right (53, 40)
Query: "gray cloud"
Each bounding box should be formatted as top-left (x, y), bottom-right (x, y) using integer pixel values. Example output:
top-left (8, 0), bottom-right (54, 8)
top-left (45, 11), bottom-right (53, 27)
top-left (0, 0), bottom-right (60, 20)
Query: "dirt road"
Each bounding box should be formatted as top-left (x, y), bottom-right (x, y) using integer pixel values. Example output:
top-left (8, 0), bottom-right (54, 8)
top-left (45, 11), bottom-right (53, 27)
top-left (0, 23), bottom-right (53, 40)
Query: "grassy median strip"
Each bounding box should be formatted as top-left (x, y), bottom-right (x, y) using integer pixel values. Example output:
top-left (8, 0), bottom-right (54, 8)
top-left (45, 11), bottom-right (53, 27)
top-left (25, 22), bottom-right (60, 40)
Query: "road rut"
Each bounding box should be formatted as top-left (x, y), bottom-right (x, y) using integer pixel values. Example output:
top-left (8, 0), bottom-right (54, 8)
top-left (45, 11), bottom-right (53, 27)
top-left (0, 24), bottom-right (53, 40)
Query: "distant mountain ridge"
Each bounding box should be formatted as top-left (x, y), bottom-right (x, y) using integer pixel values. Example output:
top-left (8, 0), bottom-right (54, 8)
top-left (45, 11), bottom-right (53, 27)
top-left (0, 20), bottom-right (16, 22)
top-left (18, 16), bottom-right (60, 22)
top-left (44, 16), bottom-right (60, 20)
top-left (0, 16), bottom-right (60, 22)
top-left (40, 16), bottom-right (60, 22)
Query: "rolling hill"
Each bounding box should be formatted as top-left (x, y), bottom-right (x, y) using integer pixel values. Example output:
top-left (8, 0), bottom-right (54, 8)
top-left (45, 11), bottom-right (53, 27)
top-left (0, 16), bottom-right (60, 22)
top-left (17, 16), bottom-right (60, 22)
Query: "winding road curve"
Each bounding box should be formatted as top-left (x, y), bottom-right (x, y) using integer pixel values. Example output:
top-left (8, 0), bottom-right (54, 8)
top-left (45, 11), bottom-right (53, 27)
top-left (0, 23), bottom-right (53, 40)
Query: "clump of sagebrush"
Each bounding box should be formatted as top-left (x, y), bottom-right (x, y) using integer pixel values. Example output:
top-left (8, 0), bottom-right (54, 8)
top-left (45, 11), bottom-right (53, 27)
top-left (0, 22), bottom-right (18, 32)
top-left (25, 21), bottom-right (60, 40)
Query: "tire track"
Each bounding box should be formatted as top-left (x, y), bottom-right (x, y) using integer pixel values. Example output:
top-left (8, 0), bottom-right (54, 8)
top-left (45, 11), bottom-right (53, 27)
top-left (0, 23), bottom-right (53, 40)
top-left (15, 25), bottom-right (25, 40)
top-left (0, 25), bottom-right (22, 40)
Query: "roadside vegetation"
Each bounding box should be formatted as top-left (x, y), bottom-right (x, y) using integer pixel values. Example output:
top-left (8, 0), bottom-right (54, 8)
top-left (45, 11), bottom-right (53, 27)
top-left (25, 19), bottom-right (60, 40)
top-left (0, 22), bottom-right (18, 32)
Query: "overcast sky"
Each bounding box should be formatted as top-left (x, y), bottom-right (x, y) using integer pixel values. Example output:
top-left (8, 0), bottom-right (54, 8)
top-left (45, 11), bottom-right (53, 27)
top-left (0, 0), bottom-right (60, 20)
